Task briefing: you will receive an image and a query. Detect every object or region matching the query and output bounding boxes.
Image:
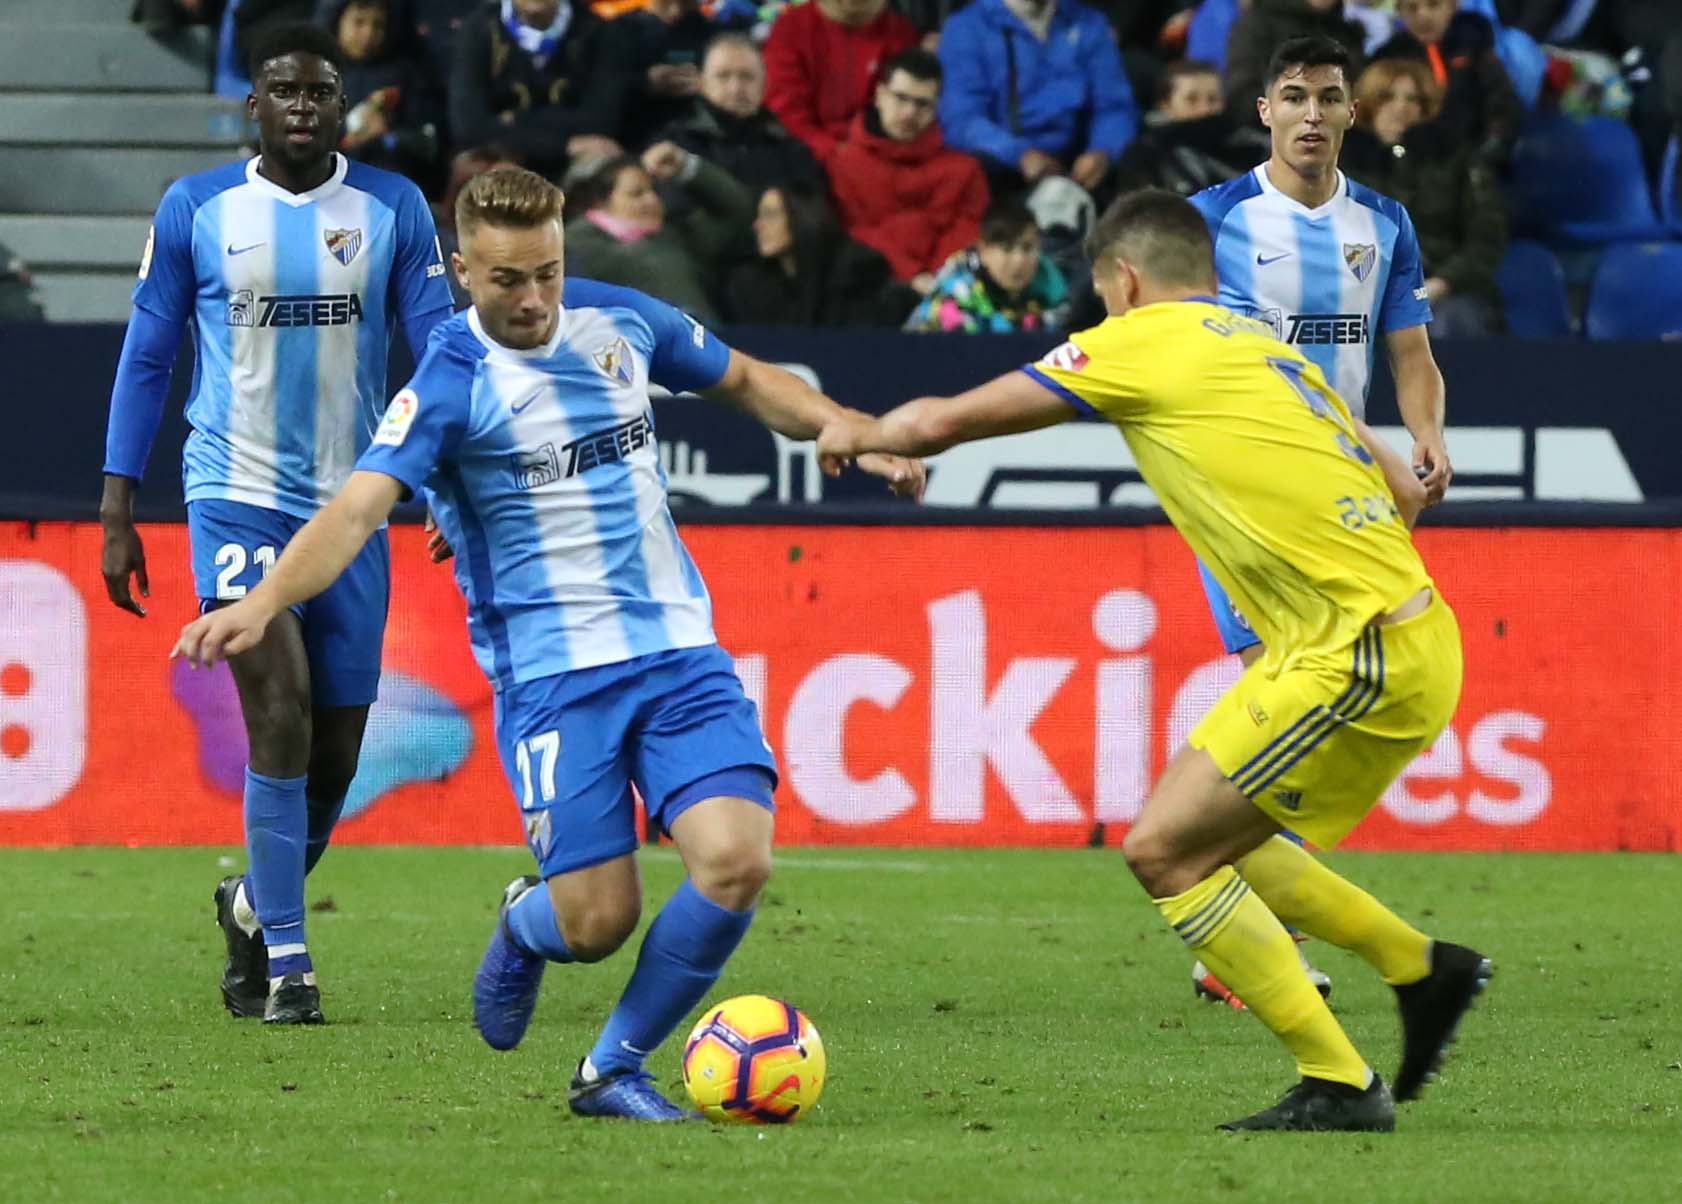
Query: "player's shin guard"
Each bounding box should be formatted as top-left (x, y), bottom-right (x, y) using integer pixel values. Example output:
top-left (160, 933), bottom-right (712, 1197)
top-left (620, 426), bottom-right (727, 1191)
top-left (303, 791), bottom-right (346, 877)
top-left (1155, 865), bottom-right (1368, 1088)
top-left (1238, 835), bottom-right (1430, 985)
top-left (244, 768), bottom-right (311, 979)
top-left (588, 879), bottom-right (752, 1078)
top-left (505, 878), bottom-right (574, 963)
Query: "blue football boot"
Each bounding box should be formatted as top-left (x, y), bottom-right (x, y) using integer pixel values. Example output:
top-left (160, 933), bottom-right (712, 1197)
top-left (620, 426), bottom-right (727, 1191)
top-left (473, 875), bottom-right (546, 1051)
top-left (568, 1062), bottom-right (697, 1122)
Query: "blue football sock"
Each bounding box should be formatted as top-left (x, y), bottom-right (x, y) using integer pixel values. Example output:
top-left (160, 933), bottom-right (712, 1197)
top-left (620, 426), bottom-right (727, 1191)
top-left (588, 880), bottom-right (753, 1077)
top-left (505, 879), bottom-right (574, 963)
top-left (245, 768), bottom-right (311, 979)
top-left (303, 791), bottom-right (346, 876)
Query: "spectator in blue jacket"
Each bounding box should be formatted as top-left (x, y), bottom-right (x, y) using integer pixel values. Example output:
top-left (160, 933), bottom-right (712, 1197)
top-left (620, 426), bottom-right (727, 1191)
top-left (936, 0), bottom-right (1141, 194)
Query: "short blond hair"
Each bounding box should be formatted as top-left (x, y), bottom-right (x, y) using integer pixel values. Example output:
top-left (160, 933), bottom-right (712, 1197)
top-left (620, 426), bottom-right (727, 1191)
top-left (455, 166), bottom-right (564, 237)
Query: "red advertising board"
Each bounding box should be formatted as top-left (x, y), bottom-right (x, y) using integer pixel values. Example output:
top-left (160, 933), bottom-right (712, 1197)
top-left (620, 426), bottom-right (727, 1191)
top-left (1, 522), bottom-right (1678, 850)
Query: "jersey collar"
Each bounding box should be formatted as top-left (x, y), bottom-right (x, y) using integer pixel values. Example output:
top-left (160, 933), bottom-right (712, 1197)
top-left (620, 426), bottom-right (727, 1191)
top-left (468, 305), bottom-right (571, 359)
top-left (1253, 163), bottom-right (1347, 219)
top-left (243, 153), bottom-right (349, 206)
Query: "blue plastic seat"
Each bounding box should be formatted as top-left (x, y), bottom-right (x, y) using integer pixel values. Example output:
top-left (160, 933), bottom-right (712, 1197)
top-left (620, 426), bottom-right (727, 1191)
top-left (1584, 242), bottom-right (1682, 339)
top-left (1508, 113), bottom-right (1666, 245)
top-left (1494, 240), bottom-right (1573, 338)
top-left (213, 0), bottom-right (251, 99)
top-left (1659, 133), bottom-right (1681, 235)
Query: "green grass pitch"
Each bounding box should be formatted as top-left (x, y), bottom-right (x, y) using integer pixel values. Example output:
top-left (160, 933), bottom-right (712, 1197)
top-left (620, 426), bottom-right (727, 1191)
top-left (1, 847), bottom-right (1677, 1203)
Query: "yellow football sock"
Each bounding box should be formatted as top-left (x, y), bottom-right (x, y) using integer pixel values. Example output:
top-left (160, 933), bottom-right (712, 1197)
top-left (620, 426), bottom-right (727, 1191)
top-left (1238, 835), bottom-right (1431, 986)
top-left (1156, 866), bottom-right (1369, 1089)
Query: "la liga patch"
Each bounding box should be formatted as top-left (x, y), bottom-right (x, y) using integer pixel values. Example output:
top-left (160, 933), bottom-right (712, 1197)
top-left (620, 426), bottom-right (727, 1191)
top-left (373, 388), bottom-right (420, 447)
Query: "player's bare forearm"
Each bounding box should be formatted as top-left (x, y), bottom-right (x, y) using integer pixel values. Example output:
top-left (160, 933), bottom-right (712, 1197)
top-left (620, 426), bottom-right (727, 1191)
top-left (705, 351), bottom-right (853, 439)
top-left (99, 473), bottom-right (137, 525)
top-left (825, 371), bottom-right (1076, 460)
top-left (99, 473), bottom-right (150, 616)
top-left (1390, 344), bottom-right (1445, 441)
top-left (1386, 325), bottom-right (1450, 501)
top-left (1354, 419), bottom-right (1426, 529)
top-left (247, 472), bottom-right (404, 617)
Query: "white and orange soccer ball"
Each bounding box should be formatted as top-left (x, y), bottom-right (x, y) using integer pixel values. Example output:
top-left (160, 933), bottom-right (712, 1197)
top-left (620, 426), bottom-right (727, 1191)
top-left (681, 995), bottom-right (826, 1124)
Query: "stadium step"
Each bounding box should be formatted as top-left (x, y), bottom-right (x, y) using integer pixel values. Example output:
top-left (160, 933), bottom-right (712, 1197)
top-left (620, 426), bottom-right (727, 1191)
top-left (0, 23), bottom-right (211, 92)
top-left (0, 215), bottom-right (152, 271)
top-left (0, 93), bottom-right (250, 147)
top-left (30, 271), bottom-right (138, 324)
top-left (0, 145), bottom-right (240, 215)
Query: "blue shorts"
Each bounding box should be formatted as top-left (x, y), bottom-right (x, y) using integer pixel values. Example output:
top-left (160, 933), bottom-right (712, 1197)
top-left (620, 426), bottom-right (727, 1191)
top-left (187, 499), bottom-right (390, 708)
top-left (1196, 558), bottom-right (1263, 656)
top-left (493, 644), bottom-right (779, 877)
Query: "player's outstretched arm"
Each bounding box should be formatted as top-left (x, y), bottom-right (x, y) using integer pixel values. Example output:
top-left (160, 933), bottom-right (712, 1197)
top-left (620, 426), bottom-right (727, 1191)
top-left (1354, 419), bottom-right (1427, 530)
top-left (817, 370), bottom-right (1076, 463)
top-left (1385, 325), bottom-right (1450, 504)
top-left (704, 349), bottom-right (926, 499)
top-left (173, 471), bottom-right (405, 668)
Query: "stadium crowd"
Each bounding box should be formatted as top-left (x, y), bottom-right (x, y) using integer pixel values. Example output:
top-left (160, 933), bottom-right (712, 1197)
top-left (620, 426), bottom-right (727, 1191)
top-left (122, 0), bottom-right (1682, 335)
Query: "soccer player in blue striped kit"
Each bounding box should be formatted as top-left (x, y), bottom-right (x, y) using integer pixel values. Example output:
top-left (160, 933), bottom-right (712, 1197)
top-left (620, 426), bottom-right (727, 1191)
top-left (100, 24), bottom-right (454, 1024)
top-left (1178, 35), bottom-right (1453, 1008)
top-left (172, 166), bottom-right (925, 1119)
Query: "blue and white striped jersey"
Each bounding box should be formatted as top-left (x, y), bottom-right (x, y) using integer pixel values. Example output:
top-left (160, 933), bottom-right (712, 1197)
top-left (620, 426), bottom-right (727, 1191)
top-left (357, 280), bottom-right (732, 689)
top-left (1189, 166), bottom-right (1432, 418)
top-left (130, 154), bottom-right (452, 517)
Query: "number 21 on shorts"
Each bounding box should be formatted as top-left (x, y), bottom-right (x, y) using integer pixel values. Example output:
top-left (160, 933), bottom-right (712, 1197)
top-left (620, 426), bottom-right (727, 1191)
top-left (213, 542), bottom-right (277, 599)
top-left (515, 730), bottom-right (561, 809)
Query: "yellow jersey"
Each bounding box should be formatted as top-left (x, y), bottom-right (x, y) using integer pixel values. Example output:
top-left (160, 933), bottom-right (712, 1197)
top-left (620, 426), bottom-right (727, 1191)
top-left (1025, 298), bottom-right (1433, 659)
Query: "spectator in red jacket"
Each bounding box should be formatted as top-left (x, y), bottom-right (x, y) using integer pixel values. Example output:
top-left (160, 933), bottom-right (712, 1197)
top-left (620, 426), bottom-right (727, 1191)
top-left (763, 0), bottom-right (919, 162)
top-left (829, 48), bottom-right (990, 291)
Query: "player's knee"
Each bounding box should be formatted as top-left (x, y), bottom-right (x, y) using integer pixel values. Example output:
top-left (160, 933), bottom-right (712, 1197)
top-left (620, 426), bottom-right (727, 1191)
top-left (1121, 825), bottom-right (1180, 898)
top-left (244, 692), bottom-right (311, 774)
top-left (559, 898), bottom-right (640, 962)
top-left (688, 840), bottom-right (773, 911)
top-left (307, 747), bottom-right (360, 807)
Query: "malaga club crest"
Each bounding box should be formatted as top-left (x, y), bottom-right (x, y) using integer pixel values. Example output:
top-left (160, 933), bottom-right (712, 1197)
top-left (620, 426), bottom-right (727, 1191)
top-left (1343, 242), bottom-right (1376, 283)
top-left (325, 227), bottom-right (363, 267)
top-left (592, 336), bottom-right (635, 386)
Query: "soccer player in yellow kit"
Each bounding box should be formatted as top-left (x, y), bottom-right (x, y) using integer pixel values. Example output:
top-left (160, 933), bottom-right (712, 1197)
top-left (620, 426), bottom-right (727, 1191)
top-left (817, 189), bottom-right (1493, 1132)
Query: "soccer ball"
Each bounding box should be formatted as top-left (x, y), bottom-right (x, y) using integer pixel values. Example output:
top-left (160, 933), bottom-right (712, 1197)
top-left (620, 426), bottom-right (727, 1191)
top-left (681, 995), bottom-right (826, 1123)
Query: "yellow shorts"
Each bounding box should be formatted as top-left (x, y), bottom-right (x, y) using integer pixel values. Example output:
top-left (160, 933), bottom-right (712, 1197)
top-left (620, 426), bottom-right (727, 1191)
top-left (1189, 592), bottom-right (1463, 849)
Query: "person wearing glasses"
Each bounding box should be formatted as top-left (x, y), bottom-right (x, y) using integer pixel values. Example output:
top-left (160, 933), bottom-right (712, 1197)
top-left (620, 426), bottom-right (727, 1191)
top-left (827, 48), bottom-right (990, 296)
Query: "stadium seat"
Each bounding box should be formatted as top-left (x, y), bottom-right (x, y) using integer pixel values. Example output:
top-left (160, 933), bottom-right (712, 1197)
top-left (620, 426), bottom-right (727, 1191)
top-left (1494, 240), bottom-right (1572, 338)
top-left (1659, 133), bottom-right (1681, 235)
top-left (214, 0), bottom-right (251, 100)
top-left (1583, 242), bottom-right (1682, 340)
top-left (1507, 113), bottom-right (1667, 245)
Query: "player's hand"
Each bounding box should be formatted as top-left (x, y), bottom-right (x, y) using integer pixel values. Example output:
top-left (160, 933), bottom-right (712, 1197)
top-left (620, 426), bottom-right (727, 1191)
top-left (1019, 148), bottom-right (1061, 183)
top-left (815, 414), bottom-right (874, 477)
top-left (100, 517), bottom-right (150, 617)
top-left (1413, 432), bottom-right (1452, 505)
top-left (172, 599), bottom-right (274, 669)
top-left (424, 510), bottom-right (454, 563)
top-left (857, 453), bottom-right (926, 501)
top-left (640, 140), bottom-right (692, 180)
top-left (1071, 150), bottom-right (1110, 192)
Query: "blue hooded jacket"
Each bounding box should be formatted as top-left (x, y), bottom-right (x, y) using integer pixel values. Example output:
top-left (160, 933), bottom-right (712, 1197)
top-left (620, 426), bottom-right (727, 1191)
top-left (936, 0), bottom-right (1139, 169)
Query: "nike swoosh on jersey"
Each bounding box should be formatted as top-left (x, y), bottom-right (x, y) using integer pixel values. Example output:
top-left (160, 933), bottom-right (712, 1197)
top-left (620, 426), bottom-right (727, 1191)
top-left (510, 393), bottom-right (540, 414)
top-left (226, 242), bottom-right (265, 256)
top-left (1256, 252), bottom-right (1291, 266)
